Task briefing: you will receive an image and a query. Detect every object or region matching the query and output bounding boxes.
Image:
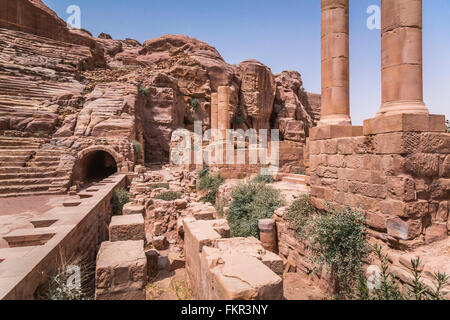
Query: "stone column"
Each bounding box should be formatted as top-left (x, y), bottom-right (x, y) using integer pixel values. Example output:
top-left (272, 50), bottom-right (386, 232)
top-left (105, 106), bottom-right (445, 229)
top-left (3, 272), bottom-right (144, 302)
top-left (211, 93), bottom-right (218, 130)
top-left (378, 0), bottom-right (429, 116)
top-left (319, 0), bottom-right (351, 126)
top-left (218, 86), bottom-right (231, 140)
top-left (258, 219), bottom-right (277, 253)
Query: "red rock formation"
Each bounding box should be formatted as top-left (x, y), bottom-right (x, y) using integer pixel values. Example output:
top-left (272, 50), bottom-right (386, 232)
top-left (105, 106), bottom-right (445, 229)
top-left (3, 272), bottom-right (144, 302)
top-left (0, 0), bottom-right (321, 195)
top-left (237, 60), bottom-right (277, 131)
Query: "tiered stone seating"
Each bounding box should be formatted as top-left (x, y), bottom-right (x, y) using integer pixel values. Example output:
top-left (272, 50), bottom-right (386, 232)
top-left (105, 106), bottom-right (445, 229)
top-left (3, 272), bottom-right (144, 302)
top-left (0, 137), bottom-right (70, 197)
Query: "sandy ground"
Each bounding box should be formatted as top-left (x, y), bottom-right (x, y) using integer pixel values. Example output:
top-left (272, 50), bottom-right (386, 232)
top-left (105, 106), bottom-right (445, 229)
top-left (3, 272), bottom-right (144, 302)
top-left (0, 195), bottom-right (69, 248)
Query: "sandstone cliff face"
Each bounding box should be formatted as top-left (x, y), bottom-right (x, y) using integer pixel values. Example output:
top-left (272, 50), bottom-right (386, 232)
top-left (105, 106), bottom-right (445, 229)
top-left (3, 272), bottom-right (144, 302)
top-left (0, 0), bottom-right (321, 175)
top-left (272, 71), bottom-right (321, 141)
top-left (237, 60), bottom-right (276, 130)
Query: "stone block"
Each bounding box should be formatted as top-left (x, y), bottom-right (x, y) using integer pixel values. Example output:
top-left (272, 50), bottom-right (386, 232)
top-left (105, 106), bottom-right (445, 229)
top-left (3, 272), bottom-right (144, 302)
top-left (152, 236), bottom-right (169, 250)
top-left (153, 221), bottom-right (166, 236)
top-left (310, 125), bottom-right (360, 141)
top-left (386, 218), bottom-right (422, 240)
top-left (424, 224), bottom-right (447, 244)
top-left (366, 212), bottom-right (387, 231)
top-left (200, 247), bottom-right (283, 300)
top-left (363, 114), bottom-right (446, 135)
top-left (109, 214), bottom-right (145, 242)
top-left (122, 203), bottom-right (145, 216)
top-left (404, 153), bottom-right (440, 177)
top-left (336, 137), bottom-right (354, 155)
top-left (168, 251), bottom-right (186, 271)
top-left (95, 240), bottom-right (147, 300)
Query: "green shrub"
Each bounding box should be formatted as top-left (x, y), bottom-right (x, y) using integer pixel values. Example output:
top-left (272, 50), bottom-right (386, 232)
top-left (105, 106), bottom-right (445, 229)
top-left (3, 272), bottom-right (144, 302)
top-left (111, 188), bottom-right (130, 215)
top-left (306, 206), bottom-right (370, 297)
top-left (191, 98), bottom-right (200, 112)
top-left (197, 173), bottom-right (224, 204)
top-left (198, 165), bottom-right (210, 179)
top-left (252, 174), bottom-right (274, 184)
top-left (227, 182), bottom-right (284, 238)
top-left (138, 86), bottom-right (149, 97)
top-left (155, 191), bottom-right (182, 201)
top-left (446, 120), bottom-right (450, 133)
top-left (293, 169), bottom-right (306, 175)
top-left (131, 140), bottom-right (142, 158)
top-left (285, 194), bottom-right (315, 237)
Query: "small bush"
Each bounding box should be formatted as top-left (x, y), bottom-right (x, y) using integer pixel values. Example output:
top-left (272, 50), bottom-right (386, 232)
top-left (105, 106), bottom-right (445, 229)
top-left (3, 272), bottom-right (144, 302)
top-left (446, 120), bottom-right (450, 133)
top-left (285, 194), bottom-right (315, 237)
top-left (35, 252), bottom-right (94, 300)
top-left (111, 188), bottom-right (130, 215)
top-left (306, 206), bottom-right (370, 297)
top-left (197, 173), bottom-right (224, 204)
top-left (132, 140), bottom-right (142, 158)
top-left (252, 174), bottom-right (274, 184)
top-left (293, 169), bottom-right (306, 175)
top-left (155, 191), bottom-right (182, 201)
top-left (227, 182), bottom-right (284, 238)
top-left (198, 165), bottom-right (210, 179)
top-left (139, 86), bottom-right (149, 97)
top-left (191, 98), bottom-right (200, 112)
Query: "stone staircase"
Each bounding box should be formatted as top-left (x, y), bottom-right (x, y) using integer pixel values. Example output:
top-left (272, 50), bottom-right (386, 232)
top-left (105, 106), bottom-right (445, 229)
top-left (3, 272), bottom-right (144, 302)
top-left (280, 173), bottom-right (307, 185)
top-left (0, 137), bottom-right (70, 198)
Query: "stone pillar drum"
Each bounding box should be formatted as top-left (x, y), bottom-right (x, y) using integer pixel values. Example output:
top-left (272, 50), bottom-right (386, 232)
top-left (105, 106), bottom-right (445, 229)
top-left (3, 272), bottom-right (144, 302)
top-left (211, 93), bottom-right (218, 130)
top-left (258, 219), bottom-right (277, 253)
top-left (218, 86), bottom-right (231, 140)
top-left (378, 0), bottom-right (429, 116)
top-left (319, 0), bottom-right (351, 126)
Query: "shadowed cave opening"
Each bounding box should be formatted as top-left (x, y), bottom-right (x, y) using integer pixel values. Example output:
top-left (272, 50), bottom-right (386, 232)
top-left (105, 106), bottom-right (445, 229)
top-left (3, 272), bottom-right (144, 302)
top-left (74, 151), bottom-right (117, 184)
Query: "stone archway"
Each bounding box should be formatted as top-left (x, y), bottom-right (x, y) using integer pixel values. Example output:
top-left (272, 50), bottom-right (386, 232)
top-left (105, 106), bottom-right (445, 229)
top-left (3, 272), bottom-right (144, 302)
top-left (72, 146), bottom-right (124, 184)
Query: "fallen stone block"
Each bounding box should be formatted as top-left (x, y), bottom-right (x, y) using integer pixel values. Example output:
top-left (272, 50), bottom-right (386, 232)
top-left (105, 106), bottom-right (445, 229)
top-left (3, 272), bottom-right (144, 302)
top-left (95, 240), bottom-right (147, 300)
top-left (109, 214), bottom-right (145, 242)
top-left (168, 251), bottom-right (186, 271)
top-left (153, 236), bottom-right (169, 250)
top-left (201, 247), bottom-right (283, 300)
top-left (123, 203), bottom-right (145, 216)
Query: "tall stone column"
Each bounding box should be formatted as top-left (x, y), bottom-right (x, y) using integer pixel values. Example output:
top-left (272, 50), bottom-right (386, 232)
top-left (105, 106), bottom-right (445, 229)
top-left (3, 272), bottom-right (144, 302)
top-left (218, 86), bottom-right (231, 140)
top-left (319, 0), bottom-right (351, 126)
top-left (378, 0), bottom-right (428, 116)
top-left (211, 93), bottom-right (218, 130)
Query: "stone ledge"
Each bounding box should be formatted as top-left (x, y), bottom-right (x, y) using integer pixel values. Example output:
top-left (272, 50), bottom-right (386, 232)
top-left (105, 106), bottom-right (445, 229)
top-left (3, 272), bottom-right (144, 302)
top-left (309, 125), bottom-right (363, 141)
top-left (363, 114), bottom-right (446, 135)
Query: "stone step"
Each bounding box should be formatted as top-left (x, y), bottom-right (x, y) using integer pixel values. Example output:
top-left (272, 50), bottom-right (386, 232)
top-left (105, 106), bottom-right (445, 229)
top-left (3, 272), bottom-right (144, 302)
top-left (0, 190), bottom-right (63, 199)
top-left (0, 183), bottom-right (68, 195)
top-left (0, 166), bottom-right (58, 174)
top-left (0, 176), bottom-right (69, 186)
top-left (0, 161), bottom-right (26, 168)
top-left (0, 155), bottom-right (31, 162)
top-left (28, 161), bottom-right (60, 167)
top-left (32, 155), bottom-right (61, 162)
top-left (0, 145), bottom-right (41, 150)
top-left (282, 175), bottom-right (307, 185)
top-left (0, 150), bottom-right (35, 156)
top-left (0, 171), bottom-right (57, 180)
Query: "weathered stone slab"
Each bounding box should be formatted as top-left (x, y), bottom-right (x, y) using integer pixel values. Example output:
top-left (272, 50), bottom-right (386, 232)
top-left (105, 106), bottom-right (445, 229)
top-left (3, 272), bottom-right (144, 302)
top-left (95, 240), bottom-right (147, 300)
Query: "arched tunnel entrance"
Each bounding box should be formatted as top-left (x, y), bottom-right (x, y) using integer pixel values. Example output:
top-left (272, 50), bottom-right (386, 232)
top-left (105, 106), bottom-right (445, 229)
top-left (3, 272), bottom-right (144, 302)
top-left (73, 150), bottom-right (118, 184)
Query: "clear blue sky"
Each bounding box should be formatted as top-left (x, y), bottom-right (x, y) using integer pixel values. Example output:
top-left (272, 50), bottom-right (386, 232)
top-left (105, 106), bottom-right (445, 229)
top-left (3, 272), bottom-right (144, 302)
top-left (43, 0), bottom-right (449, 124)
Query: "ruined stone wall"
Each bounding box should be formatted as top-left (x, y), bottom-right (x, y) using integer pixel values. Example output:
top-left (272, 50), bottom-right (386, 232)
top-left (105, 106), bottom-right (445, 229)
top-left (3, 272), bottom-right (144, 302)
top-left (0, 175), bottom-right (127, 299)
top-left (308, 129), bottom-right (450, 248)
